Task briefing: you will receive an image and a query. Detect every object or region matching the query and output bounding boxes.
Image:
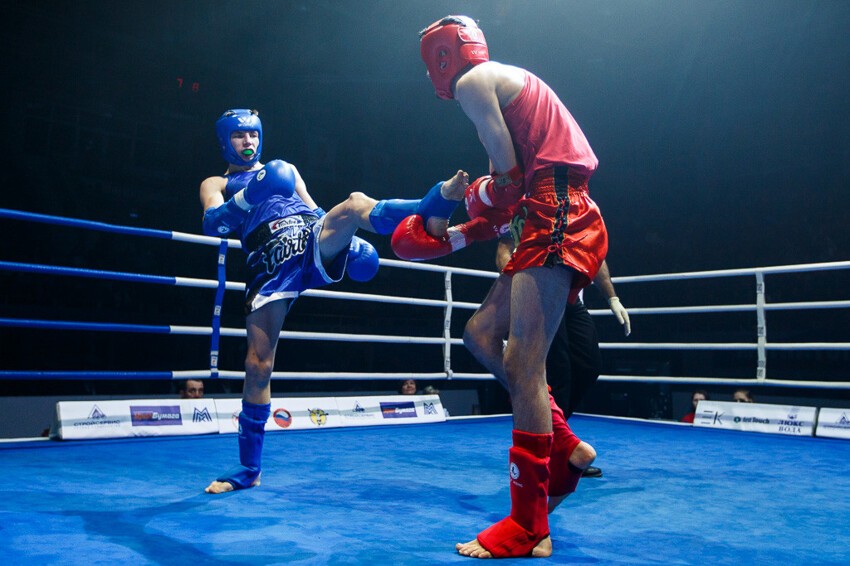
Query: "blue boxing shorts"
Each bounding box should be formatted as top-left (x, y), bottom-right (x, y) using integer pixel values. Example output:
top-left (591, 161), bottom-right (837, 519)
top-left (243, 214), bottom-right (346, 314)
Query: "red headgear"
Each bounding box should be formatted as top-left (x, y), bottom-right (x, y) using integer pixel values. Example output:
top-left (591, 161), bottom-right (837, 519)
top-left (420, 16), bottom-right (489, 100)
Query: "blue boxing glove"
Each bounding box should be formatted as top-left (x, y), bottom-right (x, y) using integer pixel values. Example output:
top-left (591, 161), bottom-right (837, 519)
top-left (241, 159), bottom-right (296, 207)
top-left (203, 199), bottom-right (249, 236)
top-left (203, 160), bottom-right (296, 237)
top-left (347, 237), bottom-right (379, 282)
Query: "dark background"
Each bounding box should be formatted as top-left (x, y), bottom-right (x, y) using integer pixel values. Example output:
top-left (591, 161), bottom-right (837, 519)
top-left (1, 0), bottom-right (849, 418)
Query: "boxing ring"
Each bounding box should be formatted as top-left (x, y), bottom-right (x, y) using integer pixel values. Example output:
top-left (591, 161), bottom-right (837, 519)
top-left (1, 208), bottom-right (850, 564)
top-left (2, 415), bottom-right (849, 564)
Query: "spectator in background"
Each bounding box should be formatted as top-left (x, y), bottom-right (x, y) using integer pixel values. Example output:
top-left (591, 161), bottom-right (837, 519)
top-left (733, 389), bottom-right (754, 403)
top-left (680, 389), bottom-right (709, 423)
top-left (400, 379), bottom-right (418, 395)
top-left (179, 379), bottom-right (205, 399)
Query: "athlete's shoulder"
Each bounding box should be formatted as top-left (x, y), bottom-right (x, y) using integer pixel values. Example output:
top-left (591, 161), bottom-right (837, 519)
top-left (460, 62), bottom-right (524, 90)
top-left (200, 174), bottom-right (227, 192)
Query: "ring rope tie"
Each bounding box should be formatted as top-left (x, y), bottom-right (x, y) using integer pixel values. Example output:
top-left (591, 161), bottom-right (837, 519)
top-left (210, 240), bottom-right (228, 378)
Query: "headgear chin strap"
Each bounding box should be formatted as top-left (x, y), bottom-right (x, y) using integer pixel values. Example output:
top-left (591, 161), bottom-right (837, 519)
top-left (420, 16), bottom-right (489, 100)
top-left (215, 109), bottom-right (263, 167)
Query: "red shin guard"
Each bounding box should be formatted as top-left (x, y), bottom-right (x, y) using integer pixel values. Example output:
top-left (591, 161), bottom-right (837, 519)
top-left (477, 430), bottom-right (553, 557)
top-left (549, 393), bottom-right (583, 497)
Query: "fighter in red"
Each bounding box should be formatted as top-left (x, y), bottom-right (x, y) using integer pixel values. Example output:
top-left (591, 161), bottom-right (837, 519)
top-left (399, 16), bottom-right (609, 558)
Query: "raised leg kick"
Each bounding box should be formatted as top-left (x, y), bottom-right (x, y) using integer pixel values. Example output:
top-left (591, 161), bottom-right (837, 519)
top-left (368, 170), bottom-right (466, 234)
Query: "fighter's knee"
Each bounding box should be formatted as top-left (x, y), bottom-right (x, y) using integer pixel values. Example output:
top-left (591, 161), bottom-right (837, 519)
top-left (501, 345), bottom-right (525, 376)
top-left (463, 321), bottom-right (486, 355)
top-left (570, 441), bottom-right (597, 468)
top-left (343, 191), bottom-right (371, 212)
top-left (244, 357), bottom-right (273, 388)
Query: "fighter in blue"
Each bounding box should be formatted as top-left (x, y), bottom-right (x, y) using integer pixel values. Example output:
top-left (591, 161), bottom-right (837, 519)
top-left (201, 109), bottom-right (466, 493)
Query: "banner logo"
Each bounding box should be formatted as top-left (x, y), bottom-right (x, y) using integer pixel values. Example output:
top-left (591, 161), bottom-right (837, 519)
top-left (89, 405), bottom-right (106, 419)
top-left (74, 404), bottom-right (121, 428)
top-left (380, 401), bottom-right (417, 419)
top-left (274, 408), bottom-right (293, 428)
top-left (309, 408), bottom-right (328, 426)
top-left (130, 405), bottom-right (183, 427)
top-left (193, 407), bottom-right (212, 423)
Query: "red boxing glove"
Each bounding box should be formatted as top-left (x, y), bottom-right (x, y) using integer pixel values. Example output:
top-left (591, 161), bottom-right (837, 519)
top-left (464, 166), bottom-right (524, 218)
top-left (391, 212), bottom-right (512, 262)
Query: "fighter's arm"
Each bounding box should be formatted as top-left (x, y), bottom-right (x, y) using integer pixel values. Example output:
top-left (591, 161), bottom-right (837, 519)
top-left (455, 69), bottom-right (518, 175)
top-left (200, 174), bottom-right (243, 237)
top-left (290, 166), bottom-right (317, 210)
top-left (391, 211), bottom-right (510, 262)
top-left (594, 260), bottom-right (631, 336)
top-left (200, 161), bottom-right (296, 237)
top-left (199, 175), bottom-right (226, 211)
top-left (495, 235), bottom-right (514, 272)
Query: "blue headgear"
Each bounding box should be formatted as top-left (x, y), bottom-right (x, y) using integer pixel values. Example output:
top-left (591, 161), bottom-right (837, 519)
top-left (215, 109), bottom-right (263, 166)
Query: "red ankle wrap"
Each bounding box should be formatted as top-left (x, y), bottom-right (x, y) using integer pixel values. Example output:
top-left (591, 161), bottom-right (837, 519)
top-left (549, 393), bottom-right (583, 496)
top-left (477, 429), bottom-right (553, 557)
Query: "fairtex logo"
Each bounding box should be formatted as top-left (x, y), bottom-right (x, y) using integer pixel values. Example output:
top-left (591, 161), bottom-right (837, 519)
top-left (130, 405), bottom-right (183, 427)
top-left (193, 407), bottom-right (212, 423)
top-left (380, 402), bottom-right (417, 419)
top-left (269, 217), bottom-right (304, 233)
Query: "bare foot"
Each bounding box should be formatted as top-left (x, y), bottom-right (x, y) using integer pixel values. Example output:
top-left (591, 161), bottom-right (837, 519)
top-left (441, 170), bottom-right (469, 201)
top-left (456, 535), bottom-right (552, 559)
top-left (456, 538), bottom-right (492, 559)
top-left (426, 170), bottom-right (469, 237)
top-left (204, 474), bottom-right (261, 494)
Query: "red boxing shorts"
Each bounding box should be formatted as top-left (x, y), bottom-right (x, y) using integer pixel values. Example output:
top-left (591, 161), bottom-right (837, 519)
top-left (503, 166), bottom-right (608, 304)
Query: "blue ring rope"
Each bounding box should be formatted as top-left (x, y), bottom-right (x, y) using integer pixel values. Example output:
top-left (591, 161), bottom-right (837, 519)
top-left (0, 318), bottom-right (172, 334)
top-left (0, 260), bottom-right (177, 286)
top-left (0, 371), bottom-right (174, 381)
top-left (0, 208), bottom-right (173, 240)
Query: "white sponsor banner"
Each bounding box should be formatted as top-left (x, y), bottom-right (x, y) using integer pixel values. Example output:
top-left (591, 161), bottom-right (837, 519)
top-left (56, 399), bottom-right (218, 440)
top-left (337, 394), bottom-right (446, 426)
top-left (815, 408), bottom-right (850, 440)
top-left (336, 396), bottom-right (386, 427)
top-left (694, 400), bottom-right (816, 437)
top-left (56, 394), bottom-right (446, 441)
top-left (215, 397), bottom-right (342, 434)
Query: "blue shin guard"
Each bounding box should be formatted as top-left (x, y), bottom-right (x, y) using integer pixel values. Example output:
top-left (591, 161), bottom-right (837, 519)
top-left (416, 182), bottom-right (459, 222)
top-left (217, 401), bottom-right (270, 490)
top-left (368, 199), bottom-right (419, 234)
top-left (369, 182), bottom-right (460, 235)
